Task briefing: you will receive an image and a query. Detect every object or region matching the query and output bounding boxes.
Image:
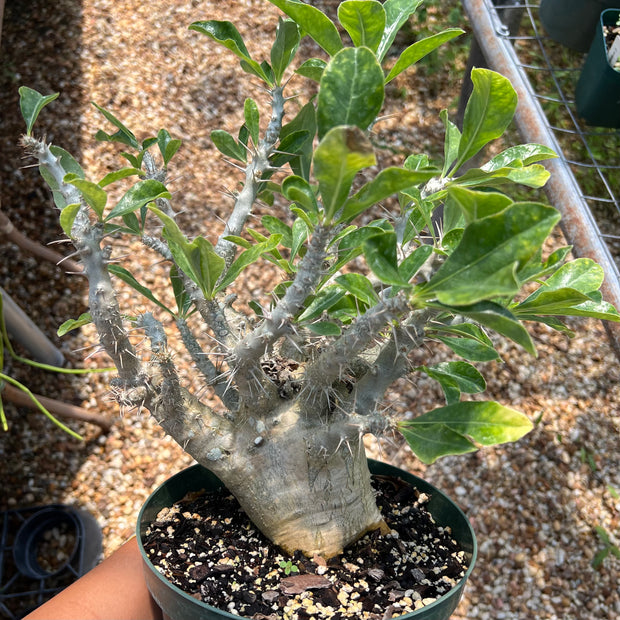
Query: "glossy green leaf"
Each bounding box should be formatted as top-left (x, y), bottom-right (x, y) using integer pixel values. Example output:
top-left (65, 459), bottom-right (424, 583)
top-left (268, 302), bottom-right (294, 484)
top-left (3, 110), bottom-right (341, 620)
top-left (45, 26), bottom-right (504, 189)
top-left (454, 69), bottom-right (518, 171)
top-left (339, 167), bottom-right (438, 223)
top-left (298, 284), bottom-right (346, 321)
top-left (157, 129), bottom-right (182, 166)
top-left (447, 186), bottom-right (513, 224)
top-left (244, 99), bottom-right (260, 146)
top-left (442, 300), bottom-right (536, 355)
top-left (454, 163), bottom-right (551, 190)
top-left (67, 178), bottom-right (107, 219)
top-left (267, 0), bottom-right (343, 56)
top-left (98, 167), bottom-right (143, 188)
top-left (216, 236), bottom-right (282, 292)
top-left (425, 203), bottom-right (561, 306)
top-left (169, 264), bottom-right (193, 318)
top-left (399, 400), bottom-right (533, 464)
top-left (441, 109), bottom-right (461, 176)
top-left (108, 265), bottom-right (175, 315)
top-left (307, 321), bottom-right (342, 336)
top-left (92, 102), bottom-right (140, 149)
top-left (317, 47), bottom-right (384, 139)
top-left (313, 126), bottom-right (376, 221)
top-left (338, 1), bottom-right (385, 51)
top-left (335, 273), bottom-right (379, 306)
top-left (271, 18), bottom-right (300, 83)
top-left (363, 231), bottom-right (409, 286)
top-left (211, 129), bottom-right (246, 162)
top-left (282, 175), bottom-right (319, 213)
top-left (187, 237), bottom-right (227, 298)
top-left (399, 244), bottom-right (433, 281)
top-left (377, 0), bottom-right (424, 61)
top-left (513, 287), bottom-right (593, 316)
top-left (433, 332), bottom-right (500, 362)
top-left (518, 246), bottom-right (571, 284)
top-left (262, 216), bottom-right (292, 248)
top-left (19, 87), bottom-right (59, 135)
top-left (385, 29), bottom-right (464, 83)
top-left (483, 143), bottom-right (557, 170)
top-left (290, 217), bottom-right (309, 262)
top-left (270, 130), bottom-right (312, 171)
top-left (59, 203), bottom-right (82, 237)
top-left (190, 21), bottom-right (271, 84)
top-left (106, 180), bottom-right (171, 221)
top-left (279, 102), bottom-right (316, 179)
top-left (57, 312), bottom-right (93, 337)
top-left (295, 58), bottom-right (327, 82)
top-left (421, 361), bottom-right (486, 395)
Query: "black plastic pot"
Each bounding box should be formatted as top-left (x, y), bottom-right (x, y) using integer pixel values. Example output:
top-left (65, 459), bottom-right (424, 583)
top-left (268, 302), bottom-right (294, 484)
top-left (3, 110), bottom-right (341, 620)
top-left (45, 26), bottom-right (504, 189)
top-left (138, 461), bottom-right (477, 620)
top-left (539, 0), bottom-right (620, 52)
top-left (575, 8), bottom-right (620, 127)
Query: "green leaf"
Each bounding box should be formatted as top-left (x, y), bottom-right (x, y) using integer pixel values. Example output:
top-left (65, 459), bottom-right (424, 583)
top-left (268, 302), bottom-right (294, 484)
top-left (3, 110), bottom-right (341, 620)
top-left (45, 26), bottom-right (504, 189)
top-left (317, 47), bottom-right (384, 139)
top-left (215, 236), bottom-right (282, 292)
top-left (67, 178), bottom-right (107, 219)
top-left (513, 288), bottom-right (593, 316)
top-left (169, 264), bottom-right (193, 317)
top-left (157, 129), bottom-right (182, 166)
top-left (534, 258), bottom-right (604, 294)
top-left (244, 99), bottom-right (260, 146)
top-left (441, 301), bottom-right (536, 355)
top-left (334, 273), bottom-right (379, 306)
top-left (108, 265), bottom-right (175, 315)
top-left (420, 361), bottom-right (486, 395)
top-left (271, 18), bottom-right (300, 84)
top-left (299, 284), bottom-right (346, 321)
top-left (433, 332), bottom-right (500, 362)
top-left (307, 321), bottom-right (342, 336)
top-left (441, 109), bottom-right (461, 176)
top-left (186, 237), bottom-right (227, 298)
top-left (190, 21), bottom-right (270, 84)
top-left (19, 87), bottom-right (59, 135)
top-left (518, 246), bottom-right (571, 284)
top-left (290, 217), bottom-right (310, 262)
top-left (398, 244), bottom-right (433, 281)
top-left (106, 180), bottom-right (171, 221)
top-left (484, 143), bottom-right (557, 170)
top-left (338, 1), bottom-right (385, 51)
top-left (377, 0), bottom-right (424, 61)
top-left (455, 164), bottom-right (551, 190)
top-left (92, 102), bottom-right (140, 149)
top-left (262, 216), bottom-right (292, 248)
top-left (339, 167), bottom-right (439, 223)
top-left (385, 29), bottom-right (464, 83)
top-left (447, 186), bottom-right (513, 224)
top-left (267, 0), bottom-right (343, 56)
top-left (282, 175), bottom-right (319, 214)
top-left (295, 58), bottom-right (327, 82)
top-left (313, 126), bottom-right (376, 221)
top-left (59, 203), bottom-right (82, 236)
top-left (279, 102), bottom-right (317, 179)
top-left (98, 167), bottom-right (143, 188)
top-left (399, 400), bottom-right (533, 464)
top-left (363, 231), bottom-right (409, 286)
top-left (57, 312), bottom-right (93, 337)
top-left (211, 129), bottom-right (246, 162)
top-left (454, 69), bottom-right (518, 171)
top-left (424, 203), bottom-right (561, 306)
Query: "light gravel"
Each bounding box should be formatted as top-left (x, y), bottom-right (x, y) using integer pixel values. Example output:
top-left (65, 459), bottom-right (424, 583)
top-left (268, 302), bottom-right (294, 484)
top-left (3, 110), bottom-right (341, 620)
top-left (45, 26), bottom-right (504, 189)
top-left (1, 1), bottom-right (619, 619)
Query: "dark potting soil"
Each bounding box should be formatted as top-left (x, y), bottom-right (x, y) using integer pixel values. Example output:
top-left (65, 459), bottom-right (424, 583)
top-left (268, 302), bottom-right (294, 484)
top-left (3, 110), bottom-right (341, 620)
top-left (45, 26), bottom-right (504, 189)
top-left (142, 475), bottom-right (469, 619)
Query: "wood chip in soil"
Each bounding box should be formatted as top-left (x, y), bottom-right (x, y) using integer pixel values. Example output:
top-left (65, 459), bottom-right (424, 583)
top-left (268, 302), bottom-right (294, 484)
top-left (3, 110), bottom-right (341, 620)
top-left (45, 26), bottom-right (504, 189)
top-left (142, 475), bottom-right (470, 619)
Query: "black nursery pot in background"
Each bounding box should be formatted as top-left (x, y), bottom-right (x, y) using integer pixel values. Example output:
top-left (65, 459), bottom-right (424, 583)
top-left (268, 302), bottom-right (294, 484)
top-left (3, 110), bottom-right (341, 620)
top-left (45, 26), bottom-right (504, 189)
top-left (539, 0), bottom-right (620, 52)
top-left (137, 461), bottom-right (477, 620)
top-left (575, 8), bottom-right (620, 128)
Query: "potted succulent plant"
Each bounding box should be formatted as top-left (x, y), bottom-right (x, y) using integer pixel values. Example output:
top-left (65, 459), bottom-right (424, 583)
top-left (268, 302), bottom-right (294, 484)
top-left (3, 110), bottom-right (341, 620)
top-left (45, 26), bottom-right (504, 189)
top-left (575, 7), bottom-right (620, 127)
top-left (539, 0), bottom-right (620, 52)
top-left (17, 0), bottom-right (620, 618)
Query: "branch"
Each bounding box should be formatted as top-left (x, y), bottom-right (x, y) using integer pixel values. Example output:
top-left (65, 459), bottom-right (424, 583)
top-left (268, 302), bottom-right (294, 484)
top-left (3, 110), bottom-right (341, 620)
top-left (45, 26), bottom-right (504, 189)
top-left (353, 309), bottom-right (432, 416)
top-left (215, 86), bottom-right (286, 267)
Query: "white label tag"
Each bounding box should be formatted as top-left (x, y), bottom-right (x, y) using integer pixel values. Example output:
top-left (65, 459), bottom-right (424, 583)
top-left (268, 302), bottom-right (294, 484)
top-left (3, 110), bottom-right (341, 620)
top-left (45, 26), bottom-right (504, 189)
top-left (607, 34), bottom-right (620, 68)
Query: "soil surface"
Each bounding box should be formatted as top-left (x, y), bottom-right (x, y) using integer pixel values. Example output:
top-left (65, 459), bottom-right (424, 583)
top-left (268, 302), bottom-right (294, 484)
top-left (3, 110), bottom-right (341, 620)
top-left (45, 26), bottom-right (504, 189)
top-left (144, 474), bottom-right (469, 619)
top-left (1, 1), bottom-right (619, 619)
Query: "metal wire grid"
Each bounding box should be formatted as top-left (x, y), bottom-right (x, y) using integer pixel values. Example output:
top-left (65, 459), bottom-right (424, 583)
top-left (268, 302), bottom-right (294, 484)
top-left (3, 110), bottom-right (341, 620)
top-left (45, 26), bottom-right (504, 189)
top-left (462, 0), bottom-right (620, 354)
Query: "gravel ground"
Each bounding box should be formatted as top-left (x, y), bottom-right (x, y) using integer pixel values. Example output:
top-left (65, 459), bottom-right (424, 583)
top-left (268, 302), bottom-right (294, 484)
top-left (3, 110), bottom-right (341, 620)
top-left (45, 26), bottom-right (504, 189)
top-left (1, 1), bottom-right (619, 619)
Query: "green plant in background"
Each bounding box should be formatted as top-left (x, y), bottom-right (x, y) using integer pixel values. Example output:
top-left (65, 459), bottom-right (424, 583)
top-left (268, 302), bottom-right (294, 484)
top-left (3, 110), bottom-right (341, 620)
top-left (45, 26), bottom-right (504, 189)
top-left (592, 525), bottom-right (620, 569)
top-left (0, 291), bottom-right (110, 438)
top-left (17, 0), bottom-right (620, 558)
top-left (278, 559), bottom-right (300, 575)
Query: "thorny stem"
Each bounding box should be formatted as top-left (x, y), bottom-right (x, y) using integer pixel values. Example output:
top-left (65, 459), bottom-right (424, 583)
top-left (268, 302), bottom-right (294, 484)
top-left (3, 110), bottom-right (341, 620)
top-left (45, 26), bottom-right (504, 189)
top-left (215, 86), bottom-right (286, 267)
